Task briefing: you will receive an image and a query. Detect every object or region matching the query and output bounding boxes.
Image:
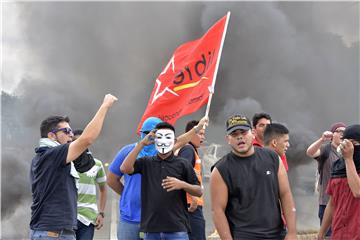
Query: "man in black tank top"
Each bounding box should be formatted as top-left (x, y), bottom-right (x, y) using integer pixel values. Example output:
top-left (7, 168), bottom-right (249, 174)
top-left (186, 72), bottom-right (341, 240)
top-left (210, 115), bottom-right (297, 240)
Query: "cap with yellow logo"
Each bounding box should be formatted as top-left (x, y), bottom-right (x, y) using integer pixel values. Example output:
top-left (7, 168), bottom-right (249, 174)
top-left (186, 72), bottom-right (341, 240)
top-left (226, 115), bottom-right (252, 134)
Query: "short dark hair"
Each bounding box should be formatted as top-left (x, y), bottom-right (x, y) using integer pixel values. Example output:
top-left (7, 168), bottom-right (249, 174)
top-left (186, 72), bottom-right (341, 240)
top-left (252, 112), bottom-right (272, 127)
top-left (155, 122), bottom-right (175, 134)
top-left (40, 116), bottom-right (70, 138)
top-left (185, 120), bottom-right (199, 133)
top-left (264, 123), bottom-right (289, 146)
top-left (73, 129), bottom-right (83, 136)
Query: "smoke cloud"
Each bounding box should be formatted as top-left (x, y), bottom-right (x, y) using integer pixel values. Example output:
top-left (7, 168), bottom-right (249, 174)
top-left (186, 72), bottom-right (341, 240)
top-left (2, 2), bottom-right (359, 238)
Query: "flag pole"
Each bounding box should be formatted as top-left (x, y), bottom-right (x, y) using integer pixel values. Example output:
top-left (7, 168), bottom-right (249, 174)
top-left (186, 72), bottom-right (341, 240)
top-left (204, 11), bottom-right (231, 120)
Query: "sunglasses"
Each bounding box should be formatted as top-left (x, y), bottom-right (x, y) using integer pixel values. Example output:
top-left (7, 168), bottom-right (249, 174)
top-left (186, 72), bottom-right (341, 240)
top-left (52, 127), bottom-right (73, 135)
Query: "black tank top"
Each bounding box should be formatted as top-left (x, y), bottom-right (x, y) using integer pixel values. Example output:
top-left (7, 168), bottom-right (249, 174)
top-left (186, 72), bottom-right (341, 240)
top-left (214, 147), bottom-right (286, 239)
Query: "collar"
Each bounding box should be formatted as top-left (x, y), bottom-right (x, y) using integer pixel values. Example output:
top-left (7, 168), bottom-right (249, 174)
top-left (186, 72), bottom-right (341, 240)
top-left (188, 142), bottom-right (198, 154)
top-left (156, 151), bottom-right (175, 161)
top-left (253, 138), bottom-right (263, 147)
top-left (39, 138), bottom-right (60, 148)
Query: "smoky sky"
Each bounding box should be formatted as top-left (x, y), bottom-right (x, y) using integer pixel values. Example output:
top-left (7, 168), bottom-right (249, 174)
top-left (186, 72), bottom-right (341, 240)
top-left (2, 1), bottom-right (359, 238)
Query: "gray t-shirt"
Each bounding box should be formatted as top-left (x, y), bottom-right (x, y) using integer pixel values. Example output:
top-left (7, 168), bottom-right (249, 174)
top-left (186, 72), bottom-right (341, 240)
top-left (318, 144), bottom-right (341, 205)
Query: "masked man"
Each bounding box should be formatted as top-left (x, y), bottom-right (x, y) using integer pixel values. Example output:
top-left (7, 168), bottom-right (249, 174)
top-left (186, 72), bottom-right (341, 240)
top-left (318, 124), bottom-right (360, 240)
top-left (120, 122), bottom-right (204, 240)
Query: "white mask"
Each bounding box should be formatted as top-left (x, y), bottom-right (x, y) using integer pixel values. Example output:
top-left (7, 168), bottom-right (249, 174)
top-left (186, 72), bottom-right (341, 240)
top-left (155, 129), bottom-right (175, 154)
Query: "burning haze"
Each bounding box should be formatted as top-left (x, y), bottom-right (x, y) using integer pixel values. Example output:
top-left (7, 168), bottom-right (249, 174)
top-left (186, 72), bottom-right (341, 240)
top-left (2, 2), bottom-right (359, 239)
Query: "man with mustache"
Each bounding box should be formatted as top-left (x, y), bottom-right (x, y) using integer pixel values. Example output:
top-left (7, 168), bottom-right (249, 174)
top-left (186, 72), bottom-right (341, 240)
top-left (210, 115), bottom-right (296, 240)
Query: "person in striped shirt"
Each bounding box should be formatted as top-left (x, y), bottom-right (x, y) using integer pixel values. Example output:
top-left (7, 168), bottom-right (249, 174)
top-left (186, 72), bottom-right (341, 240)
top-left (73, 129), bottom-right (107, 240)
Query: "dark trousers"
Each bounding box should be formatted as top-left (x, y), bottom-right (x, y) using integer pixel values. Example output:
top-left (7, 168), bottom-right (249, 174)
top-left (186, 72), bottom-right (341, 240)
top-left (319, 204), bottom-right (332, 237)
top-left (76, 220), bottom-right (95, 240)
top-left (188, 207), bottom-right (206, 240)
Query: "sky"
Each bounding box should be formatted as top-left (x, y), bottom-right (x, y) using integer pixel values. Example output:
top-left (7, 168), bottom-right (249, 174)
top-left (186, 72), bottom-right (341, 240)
top-left (1, 1), bottom-right (359, 238)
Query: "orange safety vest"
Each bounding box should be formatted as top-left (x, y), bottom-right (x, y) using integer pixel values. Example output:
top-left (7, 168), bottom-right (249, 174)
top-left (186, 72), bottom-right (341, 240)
top-left (186, 146), bottom-right (204, 206)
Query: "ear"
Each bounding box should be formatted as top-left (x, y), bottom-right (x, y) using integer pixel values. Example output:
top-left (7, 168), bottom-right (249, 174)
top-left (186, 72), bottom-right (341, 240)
top-left (271, 139), bottom-right (277, 148)
top-left (225, 135), bottom-right (230, 144)
top-left (47, 132), bottom-right (56, 140)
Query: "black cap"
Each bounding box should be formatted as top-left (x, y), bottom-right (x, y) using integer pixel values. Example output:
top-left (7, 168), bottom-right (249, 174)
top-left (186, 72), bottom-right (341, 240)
top-left (342, 124), bottom-right (360, 141)
top-left (226, 115), bottom-right (252, 134)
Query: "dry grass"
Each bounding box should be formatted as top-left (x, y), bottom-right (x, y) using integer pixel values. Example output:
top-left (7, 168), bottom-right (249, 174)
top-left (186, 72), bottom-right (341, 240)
top-left (207, 230), bottom-right (320, 240)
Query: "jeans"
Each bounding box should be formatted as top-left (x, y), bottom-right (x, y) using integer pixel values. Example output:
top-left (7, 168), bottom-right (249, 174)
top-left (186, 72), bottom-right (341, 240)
top-left (75, 220), bottom-right (94, 240)
top-left (118, 218), bottom-right (142, 240)
top-left (30, 230), bottom-right (76, 240)
top-left (188, 207), bottom-right (206, 240)
top-left (319, 204), bottom-right (332, 237)
top-left (144, 232), bottom-right (189, 240)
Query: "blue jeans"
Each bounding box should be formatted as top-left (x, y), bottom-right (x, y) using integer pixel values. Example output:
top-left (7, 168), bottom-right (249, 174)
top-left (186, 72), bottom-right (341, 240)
top-left (118, 218), bottom-right (142, 240)
top-left (30, 230), bottom-right (76, 240)
top-left (319, 204), bottom-right (332, 237)
top-left (188, 207), bottom-right (206, 240)
top-left (144, 232), bottom-right (189, 240)
top-left (75, 220), bottom-right (94, 240)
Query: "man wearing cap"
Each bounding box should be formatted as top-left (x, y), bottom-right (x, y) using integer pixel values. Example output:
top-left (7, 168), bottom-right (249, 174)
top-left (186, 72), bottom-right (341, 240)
top-left (107, 116), bottom-right (208, 240)
top-left (306, 122), bottom-right (346, 236)
top-left (318, 124), bottom-right (360, 240)
top-left (210, 115), bottom-right (296, 240)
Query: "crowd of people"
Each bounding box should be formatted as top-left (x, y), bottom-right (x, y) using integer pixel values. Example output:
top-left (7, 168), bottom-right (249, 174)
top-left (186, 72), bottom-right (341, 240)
top-left (29, 94), bottom-right (360, 240)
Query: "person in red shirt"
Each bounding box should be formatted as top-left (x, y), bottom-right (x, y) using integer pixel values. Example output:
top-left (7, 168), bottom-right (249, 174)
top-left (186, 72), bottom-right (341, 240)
top-left (264, 123), bottom-right (290, 171)
top-left (252, 113), bottom-right (289, 170)
top-left (318, 124), bottom-right (360, 240)
top-left (252, 112), bottom-right (272, 147)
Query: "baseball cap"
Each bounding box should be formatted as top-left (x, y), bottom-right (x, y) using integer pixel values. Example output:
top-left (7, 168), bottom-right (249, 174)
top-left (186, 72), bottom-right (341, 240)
top-left (342, 124), bottom-right (360, 141)
top-left (226, 115), bottom-right (252, 134)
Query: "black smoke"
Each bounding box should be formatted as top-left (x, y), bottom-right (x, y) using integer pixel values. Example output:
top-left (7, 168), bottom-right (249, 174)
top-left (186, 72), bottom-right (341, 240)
top-left (2, 2), bottom-right (359, 238)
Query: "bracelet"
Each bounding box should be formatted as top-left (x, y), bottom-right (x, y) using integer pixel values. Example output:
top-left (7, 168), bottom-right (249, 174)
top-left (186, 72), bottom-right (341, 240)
top-left (98, 212), bottom-right (105, 218)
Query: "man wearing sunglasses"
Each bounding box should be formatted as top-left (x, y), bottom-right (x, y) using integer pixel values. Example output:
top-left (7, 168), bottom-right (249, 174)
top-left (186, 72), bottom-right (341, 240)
top-left (306, 122), bottom-right (346, 237)
top-left (29, 94), bottom-right (117, 240)
top-left (318, 124), bottom-right (360, 239)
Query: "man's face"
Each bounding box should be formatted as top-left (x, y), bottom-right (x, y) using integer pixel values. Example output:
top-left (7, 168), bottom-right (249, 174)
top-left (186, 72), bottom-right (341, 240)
top-left (155, 129), bottom-right (175, 154)
top-left (191, 129), bottom-right (206, 148)
top-left (332, 127), bottom-right (345, 146)
top-left (273, 134), bottom-right (290, 156)
top-left (253, 118), bottom-right (271, 141)
top-left (226, 129), bottom-right (254, 156)
top-left (49, 121), bottom-right (74, 144)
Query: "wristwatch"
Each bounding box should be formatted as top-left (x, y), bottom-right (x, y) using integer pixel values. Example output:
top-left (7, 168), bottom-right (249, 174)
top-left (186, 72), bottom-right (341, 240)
top-left (98, 212), bottom-right (105, 218)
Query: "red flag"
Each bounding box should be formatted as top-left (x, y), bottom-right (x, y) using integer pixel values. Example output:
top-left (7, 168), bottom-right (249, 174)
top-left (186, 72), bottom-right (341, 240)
top-left (137, 13), bottom-right (229, 133)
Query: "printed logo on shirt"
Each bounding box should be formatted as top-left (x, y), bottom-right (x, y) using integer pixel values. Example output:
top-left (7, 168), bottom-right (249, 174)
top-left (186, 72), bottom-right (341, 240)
top-left (266, 170), bottom-right (272, 175)
top-left (85, 165), bottom-right (99, 178)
